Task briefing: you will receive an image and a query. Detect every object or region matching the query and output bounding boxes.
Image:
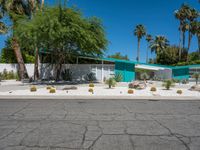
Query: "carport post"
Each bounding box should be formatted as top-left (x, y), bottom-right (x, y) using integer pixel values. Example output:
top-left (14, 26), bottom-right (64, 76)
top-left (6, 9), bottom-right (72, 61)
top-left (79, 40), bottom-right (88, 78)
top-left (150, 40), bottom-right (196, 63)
top-left (101, 60), bottom-right (104, 82)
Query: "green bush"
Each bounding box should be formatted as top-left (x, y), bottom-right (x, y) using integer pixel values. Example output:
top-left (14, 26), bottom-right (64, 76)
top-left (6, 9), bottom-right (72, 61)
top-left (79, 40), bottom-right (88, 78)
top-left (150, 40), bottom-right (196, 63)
top-left (162, 80), bottom-right (175, 90)
top-left (172, 79), bottom-right (180, 83)
top-left (0, 72), bottom-right (2, 81)
top-left (114, 73), bottom-right (123, 82)
top-left (181, 79), bottom-right (188, 84)
top-left (46, 86), bottom-right (52, 90)
top-left (61, 69), bottom-right (72, 81)
top-left (49, 88), bottom-right (56, 93)
top-left (84, 72), bottom-right (96, 82)
top-left (140, 72), bottom-right (149, 80)
top-left (0, 69), bottom-right (18, 80)
top-left (89, 83), bottom-right (94, 87)
top-left (105, 78), bottom-right (117, 88)
top-left (88, 88), bottom-right (94, 93)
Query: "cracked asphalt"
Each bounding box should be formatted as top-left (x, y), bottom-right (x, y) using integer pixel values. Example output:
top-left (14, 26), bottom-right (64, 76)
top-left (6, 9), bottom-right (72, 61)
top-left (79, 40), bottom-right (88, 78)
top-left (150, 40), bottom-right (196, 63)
top-left (0, 99), bottom-right (200, 150)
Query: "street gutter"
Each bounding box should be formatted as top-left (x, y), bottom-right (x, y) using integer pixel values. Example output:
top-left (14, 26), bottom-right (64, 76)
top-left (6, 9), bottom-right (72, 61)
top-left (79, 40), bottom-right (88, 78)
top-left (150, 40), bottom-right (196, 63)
top-left (0, 95), bottom-right (199, 101)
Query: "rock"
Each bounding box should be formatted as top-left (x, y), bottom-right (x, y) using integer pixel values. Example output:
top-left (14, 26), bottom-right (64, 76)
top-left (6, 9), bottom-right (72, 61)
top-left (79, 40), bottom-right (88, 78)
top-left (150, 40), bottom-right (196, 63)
top-left (190, 85), bottom-right (200, 92)
top-left (128, 81), bottom-right (147, 90)
top-left (63, 86), bottom-right (78, 90)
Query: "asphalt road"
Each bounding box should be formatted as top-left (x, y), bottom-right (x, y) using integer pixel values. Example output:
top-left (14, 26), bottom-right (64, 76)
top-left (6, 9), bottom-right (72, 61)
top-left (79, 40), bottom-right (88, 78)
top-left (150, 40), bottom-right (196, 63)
top-left (0, 99), bottom-right (200, 150)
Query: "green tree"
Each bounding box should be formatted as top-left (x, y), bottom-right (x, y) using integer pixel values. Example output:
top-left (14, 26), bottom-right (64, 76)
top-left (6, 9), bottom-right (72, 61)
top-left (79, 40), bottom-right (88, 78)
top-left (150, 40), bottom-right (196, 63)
top-left (16, 6), bottom-right (108, 81)
top-left (134, 24), bottom-right (146, 62)
top-left (108, 52), bottom-right (129, 60)
top-left (156, 45), bottom-right (187, 65)
top-left (0, 0), bottom-right (42, 80)
top-left (150, 36), bottom-right (169, 63)
top-left (145, 34), bottom-right (153, 63)
top-left (189, 51), bottom-right (200, 62)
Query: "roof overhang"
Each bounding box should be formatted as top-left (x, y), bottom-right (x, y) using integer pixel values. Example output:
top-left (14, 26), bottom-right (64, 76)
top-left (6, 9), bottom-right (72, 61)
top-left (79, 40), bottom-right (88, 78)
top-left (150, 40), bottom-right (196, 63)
top-left (135, 64), bottom-right (171, 71)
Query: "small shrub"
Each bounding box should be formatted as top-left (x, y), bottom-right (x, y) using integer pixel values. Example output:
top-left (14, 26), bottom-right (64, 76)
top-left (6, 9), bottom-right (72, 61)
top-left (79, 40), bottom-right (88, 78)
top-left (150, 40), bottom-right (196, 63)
top-left (181, 79), bottom-right (188, 84)
top-left (89, 83), bottom-right (94, 88)
top-left (172, 79), bottom-right (180, 83)
top-left (30, 86), bottom-right (37, 92)
top-left (114, 73), bottom-right (123, 82)
top-left (128, 89), bottom-right (134, 94)
top-left (162, 80), bottom-right (175, 90)
top-left (46, 86), bottom-right (52, 90)
top-left (0, 72), bottom-right (2, 81)
top-left (105, 78), bottom-right (117, 88)
top-left (140, 72), bottom-right (149, 80)
top-left (84, 72), bottom-right (96, 82)
top-left (61, 69), bottom-right (72, 81)
top-left (49, 88), bottom-right (56, 93)
top-left (88, 88), bottom-right (94, 93)
top-left (192, 73), bottom-right (200, 85)
top-left (150, 87), bottom-right (157, 92)
top-left (177, 90), bottom-right (183, 95)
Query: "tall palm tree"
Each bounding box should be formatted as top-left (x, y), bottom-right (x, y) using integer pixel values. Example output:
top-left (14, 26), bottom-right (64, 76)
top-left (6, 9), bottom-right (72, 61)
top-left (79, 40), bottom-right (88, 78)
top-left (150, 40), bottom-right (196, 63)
top-left (0, 0), bottom-right (41, 80)
top-left (134, 24), bottom-right (146, 62)
top-left (145, 34), bottom-right (153, 63)
top-left (191, 21), bottom-right (200, 57)
top-left (174, 4), bottom-right (188, 61)
top-left (150, 36), bottom-right (169, 62)
top-left (185, 7), bottom-right (199, 56)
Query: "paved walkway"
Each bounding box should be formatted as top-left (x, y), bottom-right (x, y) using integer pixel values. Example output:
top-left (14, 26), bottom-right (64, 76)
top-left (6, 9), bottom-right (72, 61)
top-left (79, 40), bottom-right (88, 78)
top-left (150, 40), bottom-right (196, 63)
top-left (0, 99), bottom-right (200, 150)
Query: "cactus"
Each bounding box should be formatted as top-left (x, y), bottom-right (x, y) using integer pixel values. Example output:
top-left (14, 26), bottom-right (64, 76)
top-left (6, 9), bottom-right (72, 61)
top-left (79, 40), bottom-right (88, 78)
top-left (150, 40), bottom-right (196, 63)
top-left (128, 89), bottom-right (134, 94)
top-left (150, 87), bottom-right (157, 92)
top-left (30, 86), bottom-right (37, 92)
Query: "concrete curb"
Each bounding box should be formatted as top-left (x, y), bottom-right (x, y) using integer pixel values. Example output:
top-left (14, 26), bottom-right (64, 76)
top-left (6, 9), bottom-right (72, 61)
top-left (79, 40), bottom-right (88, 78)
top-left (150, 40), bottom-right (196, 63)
top-left (0, 95), bottom-right (199, 101)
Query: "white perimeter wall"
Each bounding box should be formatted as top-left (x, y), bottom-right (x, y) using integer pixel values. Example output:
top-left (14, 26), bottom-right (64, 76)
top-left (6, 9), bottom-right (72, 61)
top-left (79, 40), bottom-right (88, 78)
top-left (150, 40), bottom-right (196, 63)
top-left (0, 63), bottom-right (115, 82)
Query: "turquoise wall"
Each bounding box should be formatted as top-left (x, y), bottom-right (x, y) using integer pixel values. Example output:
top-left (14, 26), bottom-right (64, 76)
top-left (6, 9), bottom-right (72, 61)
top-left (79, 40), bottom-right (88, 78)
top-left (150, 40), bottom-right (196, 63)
top-left (115, 62), bottom-right (135, 82)
top-left (172, 68), bottom-right (189, 80)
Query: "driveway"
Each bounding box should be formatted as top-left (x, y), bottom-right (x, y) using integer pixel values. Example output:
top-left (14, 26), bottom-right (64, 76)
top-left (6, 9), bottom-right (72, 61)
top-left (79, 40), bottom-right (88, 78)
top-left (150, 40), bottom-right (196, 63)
top-left (0, 99), bottom-right (200, 150)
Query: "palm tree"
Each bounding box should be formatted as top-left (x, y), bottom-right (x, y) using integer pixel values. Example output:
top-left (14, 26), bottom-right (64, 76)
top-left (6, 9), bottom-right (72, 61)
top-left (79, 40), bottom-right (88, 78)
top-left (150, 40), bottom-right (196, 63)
top-left (191, 21), bottom-right (200, 57)
top-left (145, 34), bottom-right (153, 63)
top-left (150, 36), bottom-right (169, 62)
top-left (174, 4), bottom-right (188, 61)
top-left (0, 0), bottom-right (41, 80)
top-left (134, 24), bottom-right (146, 62)
top-left (185, 7), bottom-right (199, 58)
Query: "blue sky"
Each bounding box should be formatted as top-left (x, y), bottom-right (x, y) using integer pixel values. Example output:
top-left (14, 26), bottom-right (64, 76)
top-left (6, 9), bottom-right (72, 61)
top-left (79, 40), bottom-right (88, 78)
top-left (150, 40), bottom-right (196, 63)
top-left (0, 0), bottom-right (199, 62)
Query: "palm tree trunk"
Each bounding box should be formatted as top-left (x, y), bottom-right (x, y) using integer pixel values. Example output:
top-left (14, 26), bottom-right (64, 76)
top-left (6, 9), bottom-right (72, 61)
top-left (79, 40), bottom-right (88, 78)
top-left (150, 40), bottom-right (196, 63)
top-left (137, 38), bottom-right (140, 62)
top-left (41, 0), bottom-right (44, 9)
top-left (187, 31), bottom-right (192, 62)
top-left (178, 28), bottom-right (182, 61)
top-left (34, 47), bottom-right (39, 81)
top-left (146, 43), bottom-right (149, 63)
top-left (198, 36), bottom-right (200, 58)
top-left (183, 31), bottom-right (186, 49)
top-left (12, 38), bottom-right (29, 80)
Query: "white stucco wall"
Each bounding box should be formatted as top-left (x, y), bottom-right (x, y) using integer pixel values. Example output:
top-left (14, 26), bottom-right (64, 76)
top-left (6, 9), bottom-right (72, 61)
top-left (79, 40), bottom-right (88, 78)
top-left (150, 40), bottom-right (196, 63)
top-left (0, 63), bottom-right (115, 82)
